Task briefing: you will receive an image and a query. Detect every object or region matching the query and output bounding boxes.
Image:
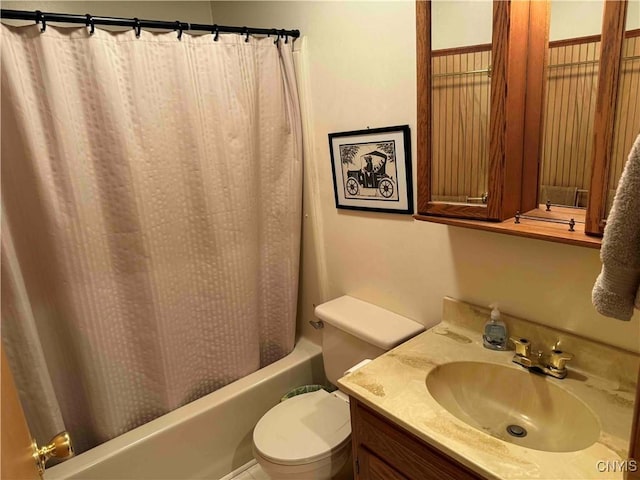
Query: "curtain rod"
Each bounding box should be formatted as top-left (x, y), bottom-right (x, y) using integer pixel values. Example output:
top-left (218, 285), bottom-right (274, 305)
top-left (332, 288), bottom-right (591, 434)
top-left (0, 9), bottom-right (300, 40)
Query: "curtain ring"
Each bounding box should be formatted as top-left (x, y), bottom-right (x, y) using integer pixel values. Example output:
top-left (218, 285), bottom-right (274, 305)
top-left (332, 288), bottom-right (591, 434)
top-left (212, 24), bottom-right (219, 41)
top-left (284, 34), bottom-right (289, 44)
top-left (133, 18), bottom-right (141, 38)
top-left (243, 26), bottom-right (249, 43)
top-left (175, 21), bottom-right (183, 41)
top-left (271, 28), bottom-right (279, 44)
top-left (36, 11), bottom-right (47, 33)
top-left (35, 10), bottom-right (43, 31)
top-left (85, 14), bottom-right (95, 35)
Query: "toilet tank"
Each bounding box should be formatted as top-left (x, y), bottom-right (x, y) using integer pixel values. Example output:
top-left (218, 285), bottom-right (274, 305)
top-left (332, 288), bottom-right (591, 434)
top-left (314, 296), bottom-right (425, 385)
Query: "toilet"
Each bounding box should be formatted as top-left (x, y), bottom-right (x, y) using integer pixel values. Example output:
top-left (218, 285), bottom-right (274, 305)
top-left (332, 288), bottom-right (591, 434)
top-left (252, 296), bottom-right (425, 479)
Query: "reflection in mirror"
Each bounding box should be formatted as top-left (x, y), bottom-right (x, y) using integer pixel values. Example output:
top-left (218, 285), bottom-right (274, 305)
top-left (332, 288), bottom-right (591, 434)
top-left (431, 1), bottom-right (492, 205)
top-left (607, 1), bottom-right (640, 216)
top-left (539, 1), bottom-right (604, 209)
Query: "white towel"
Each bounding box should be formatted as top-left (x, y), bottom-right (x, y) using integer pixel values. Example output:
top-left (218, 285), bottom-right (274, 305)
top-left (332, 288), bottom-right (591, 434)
top-left (592, 134), bottom-right (640, 321)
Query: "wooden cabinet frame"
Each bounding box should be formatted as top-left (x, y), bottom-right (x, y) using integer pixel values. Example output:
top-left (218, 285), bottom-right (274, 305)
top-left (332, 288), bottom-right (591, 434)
top-left (417, 0), bottom-right (532, 221)
top-left (416, 0), bottom-right (634, 246)
top-left (586, 0), bottom-right (628, 235)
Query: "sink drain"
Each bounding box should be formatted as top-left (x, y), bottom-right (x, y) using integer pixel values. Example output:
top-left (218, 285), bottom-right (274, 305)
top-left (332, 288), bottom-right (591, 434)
top-left (506, 424), bottom-right (527, 438)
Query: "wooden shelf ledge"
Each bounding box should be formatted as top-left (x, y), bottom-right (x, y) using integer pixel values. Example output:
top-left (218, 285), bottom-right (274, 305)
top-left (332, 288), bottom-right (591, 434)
top-left (414, 210), bottom-right (602, 249)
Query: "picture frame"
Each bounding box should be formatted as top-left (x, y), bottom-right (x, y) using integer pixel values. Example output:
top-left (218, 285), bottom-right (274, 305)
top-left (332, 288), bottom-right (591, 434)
top-left (328, 125), bottom-right (413, 214)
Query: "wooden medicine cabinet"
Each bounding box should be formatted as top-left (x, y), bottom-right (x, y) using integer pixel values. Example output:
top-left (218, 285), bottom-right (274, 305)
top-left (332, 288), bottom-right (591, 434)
top-left (416, 0), bottom-right (640, 248)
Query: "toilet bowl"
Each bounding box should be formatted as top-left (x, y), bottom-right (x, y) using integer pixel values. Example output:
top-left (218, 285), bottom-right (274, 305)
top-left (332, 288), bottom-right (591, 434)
top-left (252, 296), bottom-right (425, 479)
top-left (252, 389), bottom-right (352, 480)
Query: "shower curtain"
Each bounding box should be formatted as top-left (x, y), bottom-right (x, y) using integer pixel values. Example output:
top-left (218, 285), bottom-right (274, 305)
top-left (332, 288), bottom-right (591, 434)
top-left (1, 23), bottom-right (302, 453)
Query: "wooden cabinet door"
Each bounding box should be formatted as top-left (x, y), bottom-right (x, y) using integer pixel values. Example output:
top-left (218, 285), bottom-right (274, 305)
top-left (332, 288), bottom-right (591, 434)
top-left (416, 0), bottom-right (530, 221)
top-left (1, 346), bottom-right (40, 480)
top-left (350, 398), bottom-right (483, 480)
top-left (357, 446), bottom-right (408, 480)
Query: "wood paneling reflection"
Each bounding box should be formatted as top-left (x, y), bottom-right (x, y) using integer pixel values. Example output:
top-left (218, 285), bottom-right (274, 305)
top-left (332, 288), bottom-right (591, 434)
top-left (430, 30), bottom-right (639, 207)
top-left (431, 48), bottom-right (491, 202)
top-left (540, 37), bottom-right (601, 203)
top-left (608, 32), bottom-right (640, 214)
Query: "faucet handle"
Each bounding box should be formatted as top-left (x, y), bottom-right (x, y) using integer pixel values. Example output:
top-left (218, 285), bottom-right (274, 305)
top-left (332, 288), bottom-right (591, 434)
top-left (548, 349), bottom-right (573, 370)
top-left (510, 337), bottom-right (531, 357)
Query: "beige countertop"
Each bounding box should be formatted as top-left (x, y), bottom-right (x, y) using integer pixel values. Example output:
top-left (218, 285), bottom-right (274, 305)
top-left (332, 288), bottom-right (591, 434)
top-left (338, 298), bottom-right (639, 480)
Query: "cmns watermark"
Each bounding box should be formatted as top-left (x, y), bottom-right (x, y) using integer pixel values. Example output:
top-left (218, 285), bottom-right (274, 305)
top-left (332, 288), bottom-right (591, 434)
top-left (596, 459), bottom-right (638, 473)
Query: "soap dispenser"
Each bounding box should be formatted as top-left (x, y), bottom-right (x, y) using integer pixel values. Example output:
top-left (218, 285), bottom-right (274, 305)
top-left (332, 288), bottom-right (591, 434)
top-left (483, 304), bottom-right (508, 350)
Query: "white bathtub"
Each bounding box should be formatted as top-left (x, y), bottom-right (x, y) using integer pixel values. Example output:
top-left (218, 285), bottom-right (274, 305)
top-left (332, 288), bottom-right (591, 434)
top-left (45, 338), bottom-right (324, 480)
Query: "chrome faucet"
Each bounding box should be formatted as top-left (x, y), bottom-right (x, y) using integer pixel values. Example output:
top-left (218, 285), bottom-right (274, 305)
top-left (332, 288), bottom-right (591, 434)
top-left (509, 337), bottom-right (574, 379)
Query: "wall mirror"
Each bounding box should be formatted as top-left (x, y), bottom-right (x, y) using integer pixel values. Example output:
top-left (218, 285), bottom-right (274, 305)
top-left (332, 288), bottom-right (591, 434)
top-left (418, 0), bottom-right (529, 222)
top-left (430, 1), bottom-right (493, 206)
top-left (538, 1), bottom-right (604, 211)
top-left (537, 0), bottom-right (640, 219)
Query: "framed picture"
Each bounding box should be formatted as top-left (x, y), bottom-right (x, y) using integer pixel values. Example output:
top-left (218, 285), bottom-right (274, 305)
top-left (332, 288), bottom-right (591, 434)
top-left (328, 125), bottom-right (413, 214)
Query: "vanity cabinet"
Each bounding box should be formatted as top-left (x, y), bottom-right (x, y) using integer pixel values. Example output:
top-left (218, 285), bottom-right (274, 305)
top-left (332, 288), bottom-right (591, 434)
top-left (349, 398), bottom-right (484, 480)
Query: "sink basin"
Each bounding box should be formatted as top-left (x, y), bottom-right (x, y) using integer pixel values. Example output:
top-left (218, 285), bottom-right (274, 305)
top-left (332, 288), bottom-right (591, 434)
top-left (426, 362), bottom-right (600, 452)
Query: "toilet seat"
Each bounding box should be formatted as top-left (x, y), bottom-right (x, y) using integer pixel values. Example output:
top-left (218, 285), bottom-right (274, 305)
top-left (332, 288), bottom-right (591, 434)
top-left (253, 389), bottom-right (351, 466)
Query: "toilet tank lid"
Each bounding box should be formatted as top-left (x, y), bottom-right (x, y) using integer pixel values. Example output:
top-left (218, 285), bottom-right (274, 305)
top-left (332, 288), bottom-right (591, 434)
top-left (314, 296), bottom-right (425, 350)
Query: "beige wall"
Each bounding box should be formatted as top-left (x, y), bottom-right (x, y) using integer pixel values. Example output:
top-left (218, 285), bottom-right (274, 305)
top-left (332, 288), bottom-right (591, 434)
top-left (3, 1), bottom-right (638, 352)
top-left (212, 1), bottom-right (640, 353)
